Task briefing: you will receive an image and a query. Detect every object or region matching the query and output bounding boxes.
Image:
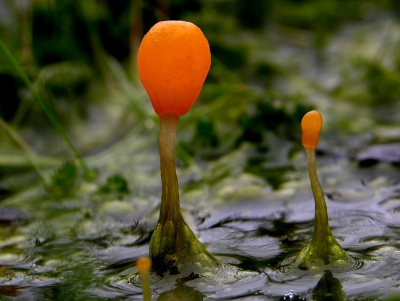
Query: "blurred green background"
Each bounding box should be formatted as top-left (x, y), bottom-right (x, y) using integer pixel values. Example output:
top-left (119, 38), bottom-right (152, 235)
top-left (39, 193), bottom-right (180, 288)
top-left (1, 0), bottom-right (400, 189)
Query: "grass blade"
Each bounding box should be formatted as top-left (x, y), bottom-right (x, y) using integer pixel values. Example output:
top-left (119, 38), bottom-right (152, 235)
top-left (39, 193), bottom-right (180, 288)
top-left (0, 38), bottom-right (90, 175)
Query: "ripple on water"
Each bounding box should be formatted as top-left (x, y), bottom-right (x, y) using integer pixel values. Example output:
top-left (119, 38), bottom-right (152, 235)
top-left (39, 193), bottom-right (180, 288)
top-left (276, 255), bottom-right (365, 276)
top-left (343, 246), bottom-right (400, 299)
top-left (281, 290), bottom-right (307, 301)
top-left (264, 241), bottom-right (400, 300)
top-left (263, 255), bottom-right (371, 299)
top-left (102, 260), bottom-right (267, 300)
top-left (378, 198), bottom-right (400, 229)
top-left (92, 181), bottom-right (400, 300)
top-left (327, 186), bottom-right (374, 204)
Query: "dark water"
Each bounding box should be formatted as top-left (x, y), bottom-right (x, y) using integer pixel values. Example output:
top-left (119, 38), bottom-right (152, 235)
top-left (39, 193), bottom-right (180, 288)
top-left (1, 127), bottom-right (399, 301)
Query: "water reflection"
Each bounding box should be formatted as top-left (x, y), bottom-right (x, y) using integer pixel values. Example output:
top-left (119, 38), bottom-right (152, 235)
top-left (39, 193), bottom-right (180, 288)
top-left (157, 282), bottom-right (205, 301)
top-left (0, 285), bottom-right (21, 297)
top-left (312, 270), bottom-right (345, 301)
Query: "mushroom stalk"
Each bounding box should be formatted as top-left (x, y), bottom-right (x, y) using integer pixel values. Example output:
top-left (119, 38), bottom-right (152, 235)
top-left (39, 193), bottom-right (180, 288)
top-left (149, 113), bottom-right (218, 273)
top-left (158, 113), bottom-right (182, 225)
top-left (305, 147), bottom-right (332, 260)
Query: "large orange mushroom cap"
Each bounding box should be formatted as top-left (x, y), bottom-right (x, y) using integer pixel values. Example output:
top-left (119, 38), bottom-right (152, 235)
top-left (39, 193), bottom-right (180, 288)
top-left (301, 110), bottom-right (323, 149)
top-left (137, 20), bottom-right (211, 117)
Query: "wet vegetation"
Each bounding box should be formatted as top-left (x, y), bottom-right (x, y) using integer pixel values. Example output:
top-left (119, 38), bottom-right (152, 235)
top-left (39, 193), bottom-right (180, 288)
top-left (0, 0), bottom-right (400, 300)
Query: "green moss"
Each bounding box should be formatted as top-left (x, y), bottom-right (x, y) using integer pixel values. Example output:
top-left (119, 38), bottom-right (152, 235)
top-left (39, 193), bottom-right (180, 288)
top-left (245, 158), bottom-right (293, 189)
top-left (98, 174), bottom-right (129, 196)
top-left (236, 98), bottom-right (312, 147)
top-left (363, 60), bottom-right (400, 105)
top-left (179, 116), bottom-right (220, 163)
top-left (48, 162), bottom-right (78, 197)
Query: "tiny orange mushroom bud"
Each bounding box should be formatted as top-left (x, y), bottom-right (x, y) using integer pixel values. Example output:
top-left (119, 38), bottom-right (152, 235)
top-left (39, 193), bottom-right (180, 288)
top-left (136, 257), bottom-right (152, 301)
top-left (301, 110), bottom-right (323, 149)
top-left (137, 21), bottom-right (211, 117)
top-left (136, 257), bottom-right (152, 272)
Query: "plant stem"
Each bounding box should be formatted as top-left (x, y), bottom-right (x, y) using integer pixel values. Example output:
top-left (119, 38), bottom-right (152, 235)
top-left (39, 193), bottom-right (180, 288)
top-left (0, 38), bottom-right (90, 175)
top-left (0, 117), bottom-right (48, 183)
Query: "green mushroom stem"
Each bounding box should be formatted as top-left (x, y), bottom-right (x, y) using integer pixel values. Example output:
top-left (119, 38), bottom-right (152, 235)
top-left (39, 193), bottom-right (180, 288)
top-left (149, 113), bottom-right (218, 274)
top-left (292, 110), bottom-right (353, 270)
top-left (158, 114), bottom-right (181, 225)
top-left (305, 147), bottom-right (333, 259)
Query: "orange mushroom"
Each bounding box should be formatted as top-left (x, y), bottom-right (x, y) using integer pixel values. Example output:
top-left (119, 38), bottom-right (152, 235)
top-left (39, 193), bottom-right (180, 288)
top-left (136, 257), bottom-right (152, 301)
top-left (301, 110), bottom-right (323, 149)
top-left (292, 110), bottom-right (353, 269)
top-left (137, 21), bottom-right (218, 274)
top-left (137, 20), bottom-right (210, 117)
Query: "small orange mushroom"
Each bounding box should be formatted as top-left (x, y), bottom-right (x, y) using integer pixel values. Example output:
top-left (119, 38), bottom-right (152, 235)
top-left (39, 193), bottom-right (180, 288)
top-left (292, 110), bottom-right (353, 269)
top-left (137, 20), bottom-right (210, 117)
top-left (136, 257), bottom-right (152, 301)
top-left (301, 110), bottom-right (323, 149)
top-left (136, 257), bottom-right (152, 272)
